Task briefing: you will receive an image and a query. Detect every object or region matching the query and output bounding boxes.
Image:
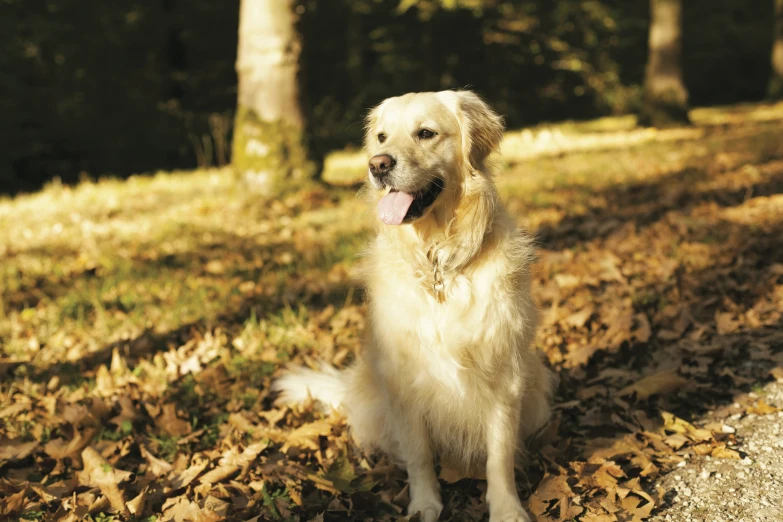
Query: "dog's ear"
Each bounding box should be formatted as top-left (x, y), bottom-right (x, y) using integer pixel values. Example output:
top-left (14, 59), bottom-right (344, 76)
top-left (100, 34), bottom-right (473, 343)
top-left (363, 100), bottom-right (388, 151)
top-left (451, 91), bottom-right (505, 171)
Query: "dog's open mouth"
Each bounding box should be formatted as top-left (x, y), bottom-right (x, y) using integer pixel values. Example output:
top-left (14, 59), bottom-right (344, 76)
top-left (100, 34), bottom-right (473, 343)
top-left (377, 178), bottom-right (444, 225)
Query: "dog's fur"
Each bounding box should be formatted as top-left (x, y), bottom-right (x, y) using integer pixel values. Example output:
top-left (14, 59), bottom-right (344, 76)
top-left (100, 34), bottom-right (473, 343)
top-left (274, 91), bottom-right (555, 522)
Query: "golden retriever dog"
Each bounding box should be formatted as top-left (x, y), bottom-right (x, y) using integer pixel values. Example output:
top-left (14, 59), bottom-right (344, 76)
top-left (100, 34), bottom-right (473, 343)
top-left (274, 90), bottom-right (555, 522)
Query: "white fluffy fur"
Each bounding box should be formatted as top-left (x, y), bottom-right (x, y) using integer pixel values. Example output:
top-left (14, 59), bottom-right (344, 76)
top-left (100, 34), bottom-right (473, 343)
top-left (272, 362), bottom-right (344, 411)
top-left (273, 90), bottom-right (555, 522)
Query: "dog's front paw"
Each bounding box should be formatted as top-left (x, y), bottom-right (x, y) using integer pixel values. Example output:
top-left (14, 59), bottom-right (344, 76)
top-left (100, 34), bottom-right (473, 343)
top-left (488, 499), bottom-right (531, 522)
top-left (408, 498), bottom-right (443, 522)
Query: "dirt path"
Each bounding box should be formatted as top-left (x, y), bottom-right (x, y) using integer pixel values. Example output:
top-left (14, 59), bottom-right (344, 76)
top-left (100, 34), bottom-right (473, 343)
top-left (650, 379), bottom-right (783, 522)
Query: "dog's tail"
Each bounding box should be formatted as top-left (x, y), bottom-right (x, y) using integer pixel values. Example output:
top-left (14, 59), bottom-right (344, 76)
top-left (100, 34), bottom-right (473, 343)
top-left (271, 362), bottom-right (346, 412)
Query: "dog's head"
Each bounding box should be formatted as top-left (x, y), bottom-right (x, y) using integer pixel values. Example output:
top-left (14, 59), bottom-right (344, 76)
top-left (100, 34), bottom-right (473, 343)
top-left (364, 90), bottom-right (504, 226)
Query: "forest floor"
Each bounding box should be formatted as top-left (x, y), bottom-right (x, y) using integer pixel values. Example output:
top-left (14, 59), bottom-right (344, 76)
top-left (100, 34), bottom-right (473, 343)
top-left (1, 101), bottom-right (783, 522)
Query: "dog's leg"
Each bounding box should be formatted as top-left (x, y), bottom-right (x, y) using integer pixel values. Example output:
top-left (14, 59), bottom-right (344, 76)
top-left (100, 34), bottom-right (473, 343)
top-left (396, 415), bottom-right (442, 522)
top-left (485, 402), bottom-right (530, 522)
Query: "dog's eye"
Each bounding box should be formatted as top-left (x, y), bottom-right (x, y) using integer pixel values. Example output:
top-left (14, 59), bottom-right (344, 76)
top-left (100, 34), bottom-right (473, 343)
top-left (417, 129), bottom-right (436, 140)
top-left (377, 133), bottom-right (387, 144)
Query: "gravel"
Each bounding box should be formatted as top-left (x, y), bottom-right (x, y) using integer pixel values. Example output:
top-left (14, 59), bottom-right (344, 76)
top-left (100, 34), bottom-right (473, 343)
top-left (650, 380), bottom-right (783, 522)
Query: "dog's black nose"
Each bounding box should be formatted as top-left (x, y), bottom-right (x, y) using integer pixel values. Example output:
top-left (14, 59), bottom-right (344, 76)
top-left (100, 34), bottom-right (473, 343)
top-left (369, 154), bottom-right (396, 181)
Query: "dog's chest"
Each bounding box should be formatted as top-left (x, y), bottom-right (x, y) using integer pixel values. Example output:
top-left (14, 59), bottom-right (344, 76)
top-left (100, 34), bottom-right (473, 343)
top-left (394, 270), bottom-right (486, 343)
top-left (372, 262), bottom-right (507, 392)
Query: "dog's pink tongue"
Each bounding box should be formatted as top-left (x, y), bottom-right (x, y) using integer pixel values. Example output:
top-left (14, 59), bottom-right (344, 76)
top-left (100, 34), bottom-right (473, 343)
top-left (378, 191), bottom-right (414, 225)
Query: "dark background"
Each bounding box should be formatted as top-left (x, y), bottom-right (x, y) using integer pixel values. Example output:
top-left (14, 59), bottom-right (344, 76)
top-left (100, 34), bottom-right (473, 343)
top-left (0, 0), bottom-right (776, 194)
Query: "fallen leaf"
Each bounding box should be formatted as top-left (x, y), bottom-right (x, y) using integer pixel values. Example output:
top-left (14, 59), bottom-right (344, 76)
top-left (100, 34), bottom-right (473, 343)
top-left (718, 367), bottom-right (756, 387)
top-left (0, 399), bottom-right (30, 419)
top-left (601, 306), bottom-right (634, 349)
top-left (621, 491), bottom-right (655, 519)
top-left (127, 486), bottom-right (148, 515)
top-left (109, 395), bottom-right (144, 427)
top-left (319, 456), bottom-right (357, 493)
top-left (162, 496), bottom-right (202, 522)
top-left (169, 458), bottom-right (209, 489)
top-left (228, 412), bottom-right (259, 434)
top-left (619, 369), bottom-right (688, 400)
top-left (156, 403), bottom-right (192, 437)
top-left (0, 484), bottom-right (29, 515)
top-left (62, 398), bottom-right (109, 428)
top-left (581, 512), bottom-right (618, 521)
top-left (0, 438), bottom-right (39, 461)
top-left (77, 447), bottom-right (132, 517)
top-left (554, 274), bottom-right (580, 289)
top-left (45, 429), bottom-right (96, 461)
top-left (203, 495), bottom-right (230, 516)
top-left (747, 400), bottom-right (779, 415)
top-left (31, 480), bottom-right (72, 503)
top-left (198, 464), bottom-right (239, 485)
top-left (565, 306), bottom-right (594, 328)
top-left (281, 421), bottom-right (333, 452)
top-left (141, 445), bottom-right (173, 477)
top-left (599, 497), bottom-right (622, 514)
top-left (663, 433), bottom-right (689, 450)
top-left (593, 461), bottom-right (626, 489)
top-left (633, 313), bottom-right (652, 342)
top-left (715, 311), bottom-right (740, 334)
top-left (711, 443), bottom-right (741, 459)
top-left (199, 440), bottom-right (268, 485)
top-left (576, 385), bottom-right (606, 401)
top-left (283, 477), bottom-right (304, 506)
top-left (529, 472), bottom-right (575, 520)
top-left (661, 412), bottom-right (713, 443)
top-left (692, 443), bottom-right (714, 455)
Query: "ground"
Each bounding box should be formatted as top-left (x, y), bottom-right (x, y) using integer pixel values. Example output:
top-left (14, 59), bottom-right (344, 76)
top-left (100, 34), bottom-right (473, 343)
top-left (649, 380), bottom-right (783, 522)
top-left (1, 101), bottom-right (782, 522)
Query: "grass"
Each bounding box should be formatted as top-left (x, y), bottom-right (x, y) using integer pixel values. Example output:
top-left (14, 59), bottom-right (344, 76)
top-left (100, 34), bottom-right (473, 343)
top-left (0, 169), bottom-right (368, 367)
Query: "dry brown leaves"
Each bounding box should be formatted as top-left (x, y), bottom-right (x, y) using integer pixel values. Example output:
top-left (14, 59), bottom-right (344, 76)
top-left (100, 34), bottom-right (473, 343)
top-left (0, 302), bottom-right (378, 521)
top-left (526, 143), bottom-right (783, 521)
top-left (1, 119), bottom-right (782, 521)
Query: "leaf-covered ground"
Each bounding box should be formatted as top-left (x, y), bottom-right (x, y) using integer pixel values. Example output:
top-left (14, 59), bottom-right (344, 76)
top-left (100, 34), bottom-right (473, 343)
top-left (1, 102), bottom-right (783, 522)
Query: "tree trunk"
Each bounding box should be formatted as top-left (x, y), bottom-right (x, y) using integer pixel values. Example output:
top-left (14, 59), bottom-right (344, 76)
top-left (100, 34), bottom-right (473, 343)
top-left (769, 0), bottom-right (783, 99)
top-left (232, 0), bottom-right (314, 195)
top-left (639, 0), bottom-right (690, 127)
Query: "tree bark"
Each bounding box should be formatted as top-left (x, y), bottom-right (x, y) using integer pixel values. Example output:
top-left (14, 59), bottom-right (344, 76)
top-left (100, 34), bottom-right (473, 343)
top-left (639, 0), bottom-right (690, 127)
top-left (769, 0), bottom-right (783, 99)
top-left (232, 0), bottom-right (314, 195)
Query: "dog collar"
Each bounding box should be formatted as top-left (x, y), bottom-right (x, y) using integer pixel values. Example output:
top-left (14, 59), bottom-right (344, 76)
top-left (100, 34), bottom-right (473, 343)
top-left (432, 263), bottom-right (445, 303)
top-left (427, 244), bottom-right (447, 303)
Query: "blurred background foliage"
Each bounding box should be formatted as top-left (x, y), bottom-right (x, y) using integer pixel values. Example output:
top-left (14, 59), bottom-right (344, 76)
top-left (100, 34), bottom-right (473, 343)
top-left (0, 0), bottom-right (776, 193)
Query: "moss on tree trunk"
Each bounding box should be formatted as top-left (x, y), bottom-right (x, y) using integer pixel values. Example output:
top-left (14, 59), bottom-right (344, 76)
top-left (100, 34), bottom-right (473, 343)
top-left (639, 88), bottom-right (690, 128)
top-left (232, 105), bottom-right (315, 196)
top-left (233, 0), bottom-right (315, 196)
top-left (638, 0), bottom-right (690, 128)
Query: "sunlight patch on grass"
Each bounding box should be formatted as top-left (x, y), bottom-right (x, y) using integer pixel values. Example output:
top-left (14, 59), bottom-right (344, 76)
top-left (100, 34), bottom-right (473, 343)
top-left (0, 167), bottom-right (367, 366)
top-left (691, 100), bottom-right (783, 126)
top-left (322, 149), bottom-right (368, 186)
top-left (319, 100), bottom-right (783, 188)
